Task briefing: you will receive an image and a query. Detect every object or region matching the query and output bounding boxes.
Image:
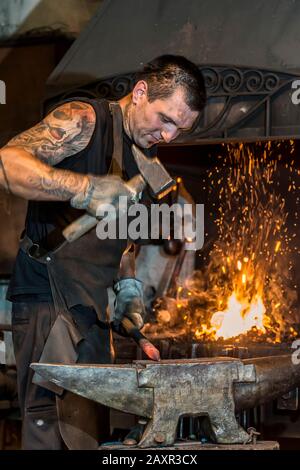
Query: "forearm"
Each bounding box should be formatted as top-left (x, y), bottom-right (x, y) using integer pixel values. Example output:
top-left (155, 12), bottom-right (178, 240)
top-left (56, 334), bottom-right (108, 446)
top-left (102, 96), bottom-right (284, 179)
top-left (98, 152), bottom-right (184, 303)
top-left (0, 146), bottom-right (88, 201)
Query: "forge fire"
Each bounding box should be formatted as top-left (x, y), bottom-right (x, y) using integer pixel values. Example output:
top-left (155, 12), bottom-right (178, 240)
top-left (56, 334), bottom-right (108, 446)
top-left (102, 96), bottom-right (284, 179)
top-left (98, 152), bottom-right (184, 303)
top-left (151, 141), bottom-right (300, 344)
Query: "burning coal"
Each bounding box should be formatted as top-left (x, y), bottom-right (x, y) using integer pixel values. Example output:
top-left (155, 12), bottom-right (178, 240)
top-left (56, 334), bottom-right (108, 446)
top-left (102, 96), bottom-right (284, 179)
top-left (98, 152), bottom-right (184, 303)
top-left (150, 141), bottom-right (300, 343)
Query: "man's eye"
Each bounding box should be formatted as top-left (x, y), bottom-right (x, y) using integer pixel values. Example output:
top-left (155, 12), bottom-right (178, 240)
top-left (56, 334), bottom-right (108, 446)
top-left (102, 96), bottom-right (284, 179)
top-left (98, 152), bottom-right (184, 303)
top-left (160, 116), bottom-right (169, 124)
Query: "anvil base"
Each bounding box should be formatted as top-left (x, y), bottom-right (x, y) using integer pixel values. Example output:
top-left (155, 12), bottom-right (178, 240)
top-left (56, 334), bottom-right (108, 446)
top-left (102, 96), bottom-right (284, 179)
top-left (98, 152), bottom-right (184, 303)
top-left (99, 440), bottom-right (279, 451)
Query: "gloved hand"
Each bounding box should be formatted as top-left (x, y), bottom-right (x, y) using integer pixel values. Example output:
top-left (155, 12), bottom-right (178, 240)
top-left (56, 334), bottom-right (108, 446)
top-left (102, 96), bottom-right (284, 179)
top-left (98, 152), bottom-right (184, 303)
top-left (70, 174), bottom-right (137, 217)
top-left (113, 278), bottom-right (145, 329)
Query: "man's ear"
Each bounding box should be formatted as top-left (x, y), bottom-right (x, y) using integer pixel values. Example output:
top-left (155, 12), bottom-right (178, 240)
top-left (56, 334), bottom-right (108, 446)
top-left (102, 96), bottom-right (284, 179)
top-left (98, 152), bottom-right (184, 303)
top-left (132, 80), bottom-right (148, 104)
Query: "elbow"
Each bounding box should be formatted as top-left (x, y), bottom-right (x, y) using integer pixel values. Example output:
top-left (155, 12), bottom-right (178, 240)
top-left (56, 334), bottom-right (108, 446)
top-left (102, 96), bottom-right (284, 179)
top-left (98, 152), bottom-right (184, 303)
top-left (0, 146), bottom-right (33, 196)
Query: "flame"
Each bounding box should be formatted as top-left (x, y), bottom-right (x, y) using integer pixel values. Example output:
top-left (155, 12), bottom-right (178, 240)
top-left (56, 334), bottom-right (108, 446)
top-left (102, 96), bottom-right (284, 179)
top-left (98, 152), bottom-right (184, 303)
top-left (210, 293), bottom-right (266, 339)
top-left (149, 141), bottom-right (299, 344)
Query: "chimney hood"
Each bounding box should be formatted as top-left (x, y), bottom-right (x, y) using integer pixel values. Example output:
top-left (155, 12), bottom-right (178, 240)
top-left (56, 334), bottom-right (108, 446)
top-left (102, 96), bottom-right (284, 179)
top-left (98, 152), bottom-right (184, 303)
top-left (45, 0), bottom-right (300, 143)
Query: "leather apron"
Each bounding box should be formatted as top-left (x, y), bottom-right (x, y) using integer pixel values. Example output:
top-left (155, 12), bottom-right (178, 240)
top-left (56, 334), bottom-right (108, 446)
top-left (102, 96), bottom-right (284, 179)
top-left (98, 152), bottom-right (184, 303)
top-left (29, 102), bottom-right (129, 449)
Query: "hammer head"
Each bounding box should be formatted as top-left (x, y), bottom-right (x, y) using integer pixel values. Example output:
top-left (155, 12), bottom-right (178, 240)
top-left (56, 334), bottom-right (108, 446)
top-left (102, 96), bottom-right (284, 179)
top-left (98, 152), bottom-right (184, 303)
top-left (131, 145), bottom-right (175, 199)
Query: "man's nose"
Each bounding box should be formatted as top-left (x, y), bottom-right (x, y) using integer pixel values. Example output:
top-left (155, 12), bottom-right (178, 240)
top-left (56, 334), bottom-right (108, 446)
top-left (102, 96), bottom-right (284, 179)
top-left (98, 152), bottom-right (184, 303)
top-left (161, 129), bottom-right (179, 143)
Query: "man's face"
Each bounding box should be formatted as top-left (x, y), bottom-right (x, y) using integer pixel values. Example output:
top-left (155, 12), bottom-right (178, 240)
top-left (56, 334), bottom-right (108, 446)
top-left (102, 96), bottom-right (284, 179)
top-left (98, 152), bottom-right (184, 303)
top-left (130, 84), bottom-right (199, 148)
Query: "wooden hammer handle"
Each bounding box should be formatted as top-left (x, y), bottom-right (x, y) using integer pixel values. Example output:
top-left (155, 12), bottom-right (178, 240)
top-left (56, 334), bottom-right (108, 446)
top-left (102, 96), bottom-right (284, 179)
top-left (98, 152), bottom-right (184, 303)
top-left (63, 213), bottom-right (97, 243)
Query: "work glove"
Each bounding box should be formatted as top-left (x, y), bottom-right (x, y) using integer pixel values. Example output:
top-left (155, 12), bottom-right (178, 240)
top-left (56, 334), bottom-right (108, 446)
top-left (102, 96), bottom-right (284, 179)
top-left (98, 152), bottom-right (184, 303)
top-left (113, 278), bottom-right (145, 330)
top-left (70, 174), bottom-right (137, 218)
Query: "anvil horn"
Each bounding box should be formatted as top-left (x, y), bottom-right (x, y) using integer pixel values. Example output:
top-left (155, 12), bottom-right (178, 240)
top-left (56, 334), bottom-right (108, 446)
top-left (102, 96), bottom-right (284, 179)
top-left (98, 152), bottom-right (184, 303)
top-left (31, 363), bottom-right (153, 418)
top-left (234, 355), bottom-right (300, 411)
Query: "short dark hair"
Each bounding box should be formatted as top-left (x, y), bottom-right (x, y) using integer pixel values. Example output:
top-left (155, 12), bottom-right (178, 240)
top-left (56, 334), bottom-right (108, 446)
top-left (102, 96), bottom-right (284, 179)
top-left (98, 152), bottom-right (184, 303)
top-left (135, 55), bottom-right (206, 113)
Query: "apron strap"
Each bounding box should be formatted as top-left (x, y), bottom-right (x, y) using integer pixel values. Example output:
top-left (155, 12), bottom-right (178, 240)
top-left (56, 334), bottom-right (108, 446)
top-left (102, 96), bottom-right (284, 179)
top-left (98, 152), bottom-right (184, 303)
top-left (108, 101), bottom-right (124, 177)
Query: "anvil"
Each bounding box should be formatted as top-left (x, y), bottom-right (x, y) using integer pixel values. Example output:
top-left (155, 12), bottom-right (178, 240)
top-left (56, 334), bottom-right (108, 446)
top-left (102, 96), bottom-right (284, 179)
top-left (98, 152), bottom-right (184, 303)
top-left (31, 355), bottom-right (300, 448)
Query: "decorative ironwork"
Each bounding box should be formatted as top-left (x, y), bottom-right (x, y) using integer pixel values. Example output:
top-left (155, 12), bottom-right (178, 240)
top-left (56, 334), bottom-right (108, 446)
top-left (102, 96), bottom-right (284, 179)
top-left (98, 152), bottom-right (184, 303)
top-left (44, 66), bottom-right (300, 142)
top-left (201, 67), bottom-right (281, 95)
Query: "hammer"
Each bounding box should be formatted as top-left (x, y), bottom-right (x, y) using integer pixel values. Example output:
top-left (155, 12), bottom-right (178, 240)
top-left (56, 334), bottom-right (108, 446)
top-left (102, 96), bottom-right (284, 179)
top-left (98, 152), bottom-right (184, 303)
top-left (63, 145), bottom-right (175, 242)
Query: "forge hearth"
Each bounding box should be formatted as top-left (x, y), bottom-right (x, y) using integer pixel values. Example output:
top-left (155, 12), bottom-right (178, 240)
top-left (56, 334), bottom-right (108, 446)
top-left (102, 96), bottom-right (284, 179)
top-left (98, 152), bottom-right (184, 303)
top-left (113, 332), bottom-right (294, 362)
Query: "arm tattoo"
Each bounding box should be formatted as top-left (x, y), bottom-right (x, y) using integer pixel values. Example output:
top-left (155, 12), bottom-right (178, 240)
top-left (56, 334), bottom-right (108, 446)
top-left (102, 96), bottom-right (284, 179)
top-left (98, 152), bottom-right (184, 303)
top-left (26, 167), bottom-right (88, 200)
top-left (5, 101), bottom-right (96, 165)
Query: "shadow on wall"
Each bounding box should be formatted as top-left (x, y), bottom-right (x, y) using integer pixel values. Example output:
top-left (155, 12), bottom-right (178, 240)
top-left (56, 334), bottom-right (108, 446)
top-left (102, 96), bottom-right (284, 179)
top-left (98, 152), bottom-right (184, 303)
top-left (0, 0), bottom-right (103, 39)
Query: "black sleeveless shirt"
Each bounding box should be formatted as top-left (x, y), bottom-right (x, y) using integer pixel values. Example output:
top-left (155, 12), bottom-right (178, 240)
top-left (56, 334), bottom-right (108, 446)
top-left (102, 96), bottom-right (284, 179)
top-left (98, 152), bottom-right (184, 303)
top-left (7, 98), bottom-right (154, 301)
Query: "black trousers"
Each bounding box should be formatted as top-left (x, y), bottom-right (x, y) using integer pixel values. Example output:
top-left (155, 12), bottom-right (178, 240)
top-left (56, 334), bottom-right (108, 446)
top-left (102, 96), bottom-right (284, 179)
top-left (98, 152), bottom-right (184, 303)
top-left (11, 301), bottom-right (113, 450)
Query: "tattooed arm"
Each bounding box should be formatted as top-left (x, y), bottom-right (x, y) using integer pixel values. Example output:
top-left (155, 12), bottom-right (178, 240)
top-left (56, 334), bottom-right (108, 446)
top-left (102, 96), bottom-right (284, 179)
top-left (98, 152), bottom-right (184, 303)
top-left (0, 101), bottom-right (96, 201)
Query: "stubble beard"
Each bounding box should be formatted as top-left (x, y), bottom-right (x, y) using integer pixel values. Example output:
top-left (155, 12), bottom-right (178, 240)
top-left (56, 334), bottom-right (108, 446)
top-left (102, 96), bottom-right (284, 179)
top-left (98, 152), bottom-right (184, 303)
top-left (123, 103), bottom-right (133, 140)
top-left (123, 103), bottom-right (154, 148)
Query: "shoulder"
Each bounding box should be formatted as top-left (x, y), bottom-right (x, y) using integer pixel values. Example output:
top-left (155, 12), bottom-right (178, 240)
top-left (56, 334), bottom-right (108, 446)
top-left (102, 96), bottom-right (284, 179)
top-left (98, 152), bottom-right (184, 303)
top-left (5, 99), bottom-right (99, 165)
top-left (45, 99), bottom-right (96, 126)
top-left (55, 98), bottom-right (112, 132)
